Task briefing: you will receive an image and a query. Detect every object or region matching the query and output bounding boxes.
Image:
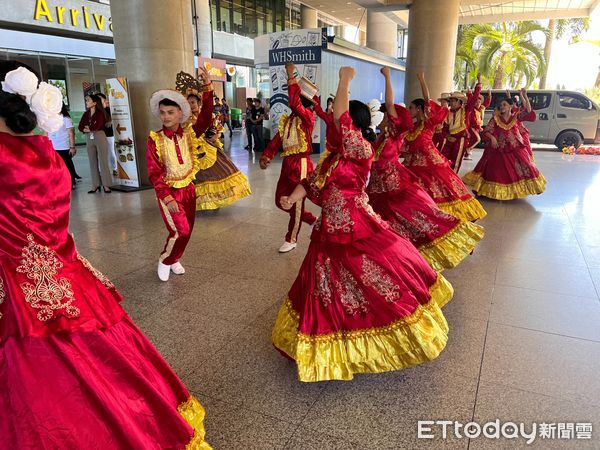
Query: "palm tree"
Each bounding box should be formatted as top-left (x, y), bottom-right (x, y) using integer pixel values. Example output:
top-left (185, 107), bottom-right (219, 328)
top-left (455, 21), bottom-right (547, 89)
top-left (539, 18), bottom-right (590, 89)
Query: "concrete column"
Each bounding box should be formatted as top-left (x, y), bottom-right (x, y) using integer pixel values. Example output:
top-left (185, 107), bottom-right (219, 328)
top-left (111, 0), bottom-right (195, 184)
top-left (366, 11), bottom-right (398, 58)
top-left (193, 0), bottom-right (213, 57)
top-left (404, 0), bottom-right (460, 102)
top-left (301, 5), bottom-right (318, 29)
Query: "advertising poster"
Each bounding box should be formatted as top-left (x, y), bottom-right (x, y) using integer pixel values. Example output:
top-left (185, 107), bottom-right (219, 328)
top-left (105, 77), bottom-right (140, 189)
top-left (266, 28), bottom-right (326, 148)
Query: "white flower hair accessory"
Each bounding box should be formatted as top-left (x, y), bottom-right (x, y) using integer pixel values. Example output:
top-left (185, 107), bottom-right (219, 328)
top-left (1, 67), bottom-right (64, 133)
top-left (30, 82), bottom-right (64, 132)
top-left (367, 99), bottom-right (384, 131)
top-left (1, 66), bottom-right (38, 101)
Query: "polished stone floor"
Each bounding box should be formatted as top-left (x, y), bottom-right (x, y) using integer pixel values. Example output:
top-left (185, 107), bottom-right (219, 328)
top-left (70, 132), bottom-right (600, 449)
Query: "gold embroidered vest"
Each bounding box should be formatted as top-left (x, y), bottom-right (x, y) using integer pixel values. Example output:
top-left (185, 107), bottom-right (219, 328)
top-left (279, 113), bottom-right (308, 157)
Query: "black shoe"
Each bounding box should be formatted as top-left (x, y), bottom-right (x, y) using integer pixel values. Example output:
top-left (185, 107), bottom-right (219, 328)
top-left (75, 175), bottom-right (82, 180)
top-left (244, 145), bottom-right (250, 150)
top-left (103, 187), bottom-right (112, 193)
top-left (88, 187), bottom-right (100, 194)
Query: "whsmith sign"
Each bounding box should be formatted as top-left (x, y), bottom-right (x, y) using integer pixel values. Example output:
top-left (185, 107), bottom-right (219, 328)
top-left (268, 46), bottom-right (322, 66)
top-left (0, 0), bottom-right (113, 41)
top-left (264, 28), bottom-right (326, 148)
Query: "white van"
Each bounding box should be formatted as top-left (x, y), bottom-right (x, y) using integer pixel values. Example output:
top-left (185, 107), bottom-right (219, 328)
top-left (484, 90), bottom-right (600, 149)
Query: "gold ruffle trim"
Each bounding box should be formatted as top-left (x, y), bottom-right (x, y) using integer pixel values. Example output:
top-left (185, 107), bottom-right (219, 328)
top-left (462, 171), bottom-right (547, 201)
top-left (272, 275), bottom-right (453, 382)
top-left (419, 221), bottom-right (485, 272)
top-left (149, 126), bottom-right (217, 189)
top-left (437, 197), bottom-right (487, 222)
top-left (195, 171), bottom-right (252, 210)
top-left (178, 395), bottom-right (212, 450)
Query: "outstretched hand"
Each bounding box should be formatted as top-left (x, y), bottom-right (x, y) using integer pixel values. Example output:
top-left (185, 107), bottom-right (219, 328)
top-left (380, 66), bottom-right (391, 78)
top-left (339, 66), bottom-right (356, 80)
top-left (285, 63), bottom-right (296, 78)
top-left (199, 66), bottom-right (210, 84)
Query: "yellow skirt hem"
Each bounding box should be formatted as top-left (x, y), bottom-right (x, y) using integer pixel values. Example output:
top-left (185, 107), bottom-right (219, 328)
top-left (195, 172), bottom-right (252, 210)
top-left (419, 221), bottom-right (485, 272)
top-left (437, 197), bottom-right (487, 222)
top-left (178, 395), bottom-right (212, 450)
top-left (462, 171), bottom-right (546, 200)
top-left (272, 275), bottom-right (453, 382)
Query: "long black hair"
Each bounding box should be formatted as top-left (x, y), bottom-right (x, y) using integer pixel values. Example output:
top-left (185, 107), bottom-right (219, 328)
top-left (0, 91), bottom-right (37, 134)
top-left (60, 102), bottom-right (70, 118)
top-left (410, 98), bottom-right (426, 113)
top-left (349, 100), bottom-right (376, 142)
top-left (88, 93), bottom-right (108, 120)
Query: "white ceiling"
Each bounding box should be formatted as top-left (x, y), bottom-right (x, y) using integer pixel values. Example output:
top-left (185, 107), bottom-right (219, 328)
top-left (300, 0), bottom-right (600, 28)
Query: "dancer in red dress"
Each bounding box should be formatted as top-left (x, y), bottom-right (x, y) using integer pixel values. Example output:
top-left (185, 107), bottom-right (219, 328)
top-left (463, 89), bottom-right (546, 200)
top-left (271, 67), bottom-right (453, 382)
top-left (147, 67), bottom-right (215, 281)
top-left (368, 67), bottom-right (484, 272)
top-left (0, 67), bottom-right (210, 449)
top-left (465, 83), bottom-right (491, 160)
top-left (401, 73), bottom-right (487, 222)
top-left (440, 75), bottom-right (483, 172)
top-left (260, 63), bottom-right (318, 253)
top-left (432, 93), bottom-right (450, 151)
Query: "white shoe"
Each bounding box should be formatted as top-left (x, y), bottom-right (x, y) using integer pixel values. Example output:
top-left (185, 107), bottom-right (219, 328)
top-left (171, 262), bottom-right (185, 275)
top-left (158, 262), bottom-right (171, 282)
top-left (278, 241), bottom-right (297, 253)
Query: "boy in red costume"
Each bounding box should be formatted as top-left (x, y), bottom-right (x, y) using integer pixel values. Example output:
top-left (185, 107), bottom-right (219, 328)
top-left (146, 67), bottom-right (215, 281)
top-left (441, 74), bottom-right (482, 172)
top-left (260, 63), bottom-right (317, 253)
top-left (465, 84), bottom-right (491, 160)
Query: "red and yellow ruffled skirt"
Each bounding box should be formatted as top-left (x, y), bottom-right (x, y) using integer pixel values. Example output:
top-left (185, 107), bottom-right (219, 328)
top-left (272, 229), bottom-right (453, 382)
top-left (369, 184), bottom-right (484, 272)
top-left (462, 147), bottom-right (546, 200)
top-left (1, 316), bottom-right (211, 449)
top-left (404, 164), bottom-right (487, 222)
top-left (195, 149), bottom-right (251, 210)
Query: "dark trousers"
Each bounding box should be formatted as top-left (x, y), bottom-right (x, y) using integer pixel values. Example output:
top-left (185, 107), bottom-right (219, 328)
top-left (57, 150), bottom-right (77, 186)
top-left (245, 123), bottom-right (254, 149)
top-left (252, 123), bottom-right (265, 151)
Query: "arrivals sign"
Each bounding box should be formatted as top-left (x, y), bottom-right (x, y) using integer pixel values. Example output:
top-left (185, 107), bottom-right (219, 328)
top-left (0, 0), bottom-right (113, 40)
top-left (264, 28), bottom-right (327, 146)
top-left (105, 77), bottom-right (140, 189)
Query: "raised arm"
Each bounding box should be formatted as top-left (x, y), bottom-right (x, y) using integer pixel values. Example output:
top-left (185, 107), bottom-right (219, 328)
top-left (333, 67), bottom-right (355, 124)
top-left (381, 66), bottom-right (397, 119)
top-left (418, 72), bottom-right (430, 102)
top-left (520, 88), bottom-right (532, 113)
top-left (193, 66), bottom-right (214, 136)
top-left (286, 63), bottom-right (314, 126)
top-left (484, 89), bottom-right (492, 108)
top-left (467, 74), bottom-right (482, 110)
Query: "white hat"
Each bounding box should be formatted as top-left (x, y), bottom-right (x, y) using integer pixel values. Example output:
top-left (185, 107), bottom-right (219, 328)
top-left (149, 89), bottom-right (191, 124)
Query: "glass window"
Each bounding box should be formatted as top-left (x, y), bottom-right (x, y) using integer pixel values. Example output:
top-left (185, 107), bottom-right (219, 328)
top-left (220, 0), bottom-right (232, 33)
top-left (232, 0), bottom-right (244, 35)
top-left (528, 93), bottom-right (551, 110)
top-left (211, 0), bottom-right (220, 31)
top-left (559, 93), bottom-right (592, 110)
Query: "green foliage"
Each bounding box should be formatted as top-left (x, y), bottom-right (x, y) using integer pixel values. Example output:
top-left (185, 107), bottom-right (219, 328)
top-left (455, 21), bottom-right (548, 89)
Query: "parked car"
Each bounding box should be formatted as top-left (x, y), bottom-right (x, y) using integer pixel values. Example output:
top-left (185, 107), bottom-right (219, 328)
top-left (483, 90), bottom-right (600, 149)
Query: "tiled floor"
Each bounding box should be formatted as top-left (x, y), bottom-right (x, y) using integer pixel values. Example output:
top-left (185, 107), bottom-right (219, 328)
top-left (70, 133), bottom-right (600, 449)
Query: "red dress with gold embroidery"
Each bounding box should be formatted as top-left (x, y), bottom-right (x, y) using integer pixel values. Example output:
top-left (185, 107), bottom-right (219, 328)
top-left (0, 133), bottom-right (210, 448)
top-left (462, 111), bottom-right (546, 200)
top-left (271, 112), bottom-right (453, 382)
top-left (401, 100), bottom-right (487, 222)
top-left (367, 107), bottom-right (485, 272)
